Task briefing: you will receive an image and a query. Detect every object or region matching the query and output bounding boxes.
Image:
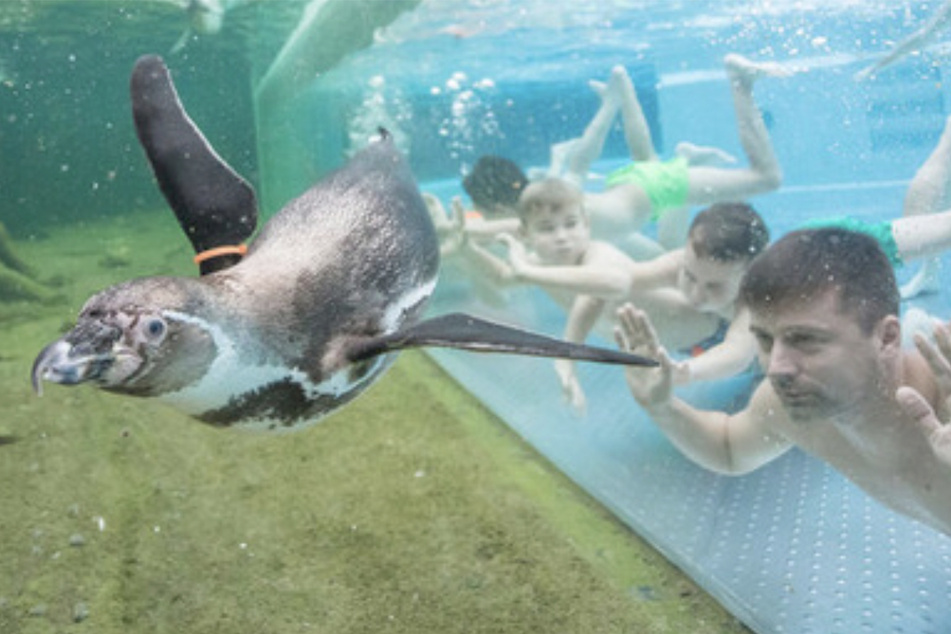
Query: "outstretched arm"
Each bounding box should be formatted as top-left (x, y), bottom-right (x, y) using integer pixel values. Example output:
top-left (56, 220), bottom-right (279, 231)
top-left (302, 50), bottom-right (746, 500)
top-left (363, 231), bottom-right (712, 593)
top-left (500, 235), bottom-right (632, 299)
top-left (460, 236), bottom-right (517, 286)
top-left (556, 294), bottom-right (607, 414)
top-left (678, 308), bottom-right (757, 384)
top-left (627, 249), bottom-right (683, 291)
top-left (614, 304), bottom-right (791, 473)
top-left (464, 216), bottom-right (521, 242)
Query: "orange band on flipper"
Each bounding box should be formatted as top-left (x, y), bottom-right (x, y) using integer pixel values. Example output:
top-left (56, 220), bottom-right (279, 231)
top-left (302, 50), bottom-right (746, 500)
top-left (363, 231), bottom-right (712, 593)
top-left (193, 244), bottom-right (248, 265)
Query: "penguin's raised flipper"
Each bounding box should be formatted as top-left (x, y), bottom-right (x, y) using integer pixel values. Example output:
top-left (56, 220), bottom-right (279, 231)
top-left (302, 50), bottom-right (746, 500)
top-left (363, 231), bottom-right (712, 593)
top-left (131, 55), bottom-right (257, 275)
top-left (346, 312), bottom-right (657, 367)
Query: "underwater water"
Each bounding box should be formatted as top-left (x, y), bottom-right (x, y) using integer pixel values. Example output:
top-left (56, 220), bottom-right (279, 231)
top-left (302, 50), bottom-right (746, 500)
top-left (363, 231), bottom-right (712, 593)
top-left (2, 0), bottom-right (951, 632)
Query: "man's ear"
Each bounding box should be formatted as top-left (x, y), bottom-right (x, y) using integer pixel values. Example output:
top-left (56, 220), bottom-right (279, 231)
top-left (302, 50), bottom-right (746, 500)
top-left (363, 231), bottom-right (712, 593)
top-left (878, 314), bottom-right (902, 354)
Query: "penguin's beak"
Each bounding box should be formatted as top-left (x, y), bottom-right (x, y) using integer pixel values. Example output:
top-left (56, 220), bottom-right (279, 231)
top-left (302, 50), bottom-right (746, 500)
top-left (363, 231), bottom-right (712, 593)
top-left (31, 321), bottom-right (122, 395)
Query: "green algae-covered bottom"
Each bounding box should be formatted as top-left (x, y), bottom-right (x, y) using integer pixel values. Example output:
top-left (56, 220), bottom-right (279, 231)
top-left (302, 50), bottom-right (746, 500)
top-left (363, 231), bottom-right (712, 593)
top-left (0, 212), bottom-right (749, 633)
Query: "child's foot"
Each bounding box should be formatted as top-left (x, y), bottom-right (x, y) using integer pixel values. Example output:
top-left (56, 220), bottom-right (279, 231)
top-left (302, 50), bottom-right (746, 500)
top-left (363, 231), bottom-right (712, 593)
top-left (675, 142), bottom-right (737, 166)
top-left (589, 65), bottom-right (629, 105)
top-left (608, 64), bottom-right (634, 97)
top-left (588, 79), bottom-right (607, 99)
top-left (724, 53), bottom-right (793, 86)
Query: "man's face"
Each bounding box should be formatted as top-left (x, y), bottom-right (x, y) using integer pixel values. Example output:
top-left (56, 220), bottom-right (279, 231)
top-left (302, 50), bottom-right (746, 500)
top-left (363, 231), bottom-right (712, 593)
top-left (749, 289), bottom-right (890, 422)
top-left (677, 242), bottom-right (748, 312)
top-left (521, 202), bottom-right (590, 266)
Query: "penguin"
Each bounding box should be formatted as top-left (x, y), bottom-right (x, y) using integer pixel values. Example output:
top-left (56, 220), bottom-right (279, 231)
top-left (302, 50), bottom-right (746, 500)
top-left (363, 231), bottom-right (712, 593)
top-left (31, 55), bottom-right (654, 432)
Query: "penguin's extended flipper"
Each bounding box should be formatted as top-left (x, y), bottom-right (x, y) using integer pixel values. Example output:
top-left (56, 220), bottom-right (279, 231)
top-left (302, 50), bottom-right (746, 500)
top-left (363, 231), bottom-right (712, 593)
top-left (131, 55), bottom-right (257, 275)
top-left (346, 312), bottom-right (657, 367)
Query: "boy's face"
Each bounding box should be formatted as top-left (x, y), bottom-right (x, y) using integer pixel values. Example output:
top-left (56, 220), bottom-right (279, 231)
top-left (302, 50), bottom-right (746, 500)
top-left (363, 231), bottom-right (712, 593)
top-left (520, 201), bottom-right (590, 266)
top-left (677, 241), bottom-right (748, 312)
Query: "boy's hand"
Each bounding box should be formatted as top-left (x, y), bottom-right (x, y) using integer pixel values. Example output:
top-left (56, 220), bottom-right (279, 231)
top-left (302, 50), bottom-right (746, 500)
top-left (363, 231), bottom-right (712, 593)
top-left (554, 358), bottom-right (586, 416)
top-left (614, 304), bottom-right (673, 409)
top-left (497, 234), bottom-right (531, 277)
top-left (422, 193), bottom-right (466, 256)
top-left (422, 192), bottom-right (449, 229)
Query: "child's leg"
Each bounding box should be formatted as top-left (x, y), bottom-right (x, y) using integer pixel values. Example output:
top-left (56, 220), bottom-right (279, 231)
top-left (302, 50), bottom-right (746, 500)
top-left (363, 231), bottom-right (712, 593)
top-left (611, 65), bottom-right (658, 162)
top-left (580, 67), bottom-right (663, 241)
top-left (892, 207), bottom-right (951, 298)
top-left (656, 205), bottom-right (691, 250)
top-left (674, 142), bottom-right (736, 166)
top-left (560, 74), bottom-right (621, 186)
top-left (897, 116), bottom-right (951, 298)
top-left (893, 208), bottom-right (951, 256)
top-left (683, 54), bottom-right (786, 206)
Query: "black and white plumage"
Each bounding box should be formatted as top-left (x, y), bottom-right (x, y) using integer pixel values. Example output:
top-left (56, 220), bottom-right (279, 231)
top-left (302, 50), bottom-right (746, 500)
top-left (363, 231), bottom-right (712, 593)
top-left (31, 55), bottom-right (654, 432)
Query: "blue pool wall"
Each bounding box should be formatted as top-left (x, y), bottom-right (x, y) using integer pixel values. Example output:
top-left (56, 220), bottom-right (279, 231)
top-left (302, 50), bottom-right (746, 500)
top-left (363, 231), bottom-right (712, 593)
top-left (264, 54), bottom-right (951, 212)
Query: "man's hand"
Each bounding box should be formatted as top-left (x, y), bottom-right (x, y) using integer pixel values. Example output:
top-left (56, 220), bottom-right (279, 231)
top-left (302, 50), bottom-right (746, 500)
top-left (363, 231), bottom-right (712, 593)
top-left (897, 325), bottom-right (951, 467)
top-left (614, 303), bottom-right (673, 409)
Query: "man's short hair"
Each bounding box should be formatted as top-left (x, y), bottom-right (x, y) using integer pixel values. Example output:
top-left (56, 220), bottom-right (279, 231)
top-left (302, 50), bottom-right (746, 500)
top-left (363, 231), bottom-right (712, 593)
top-left (517, 178), bottom-right (585, 223)
top-left (462, 155), bottom-right (529, 215)
top-left (688, 202), bottom-right (770, 262)
top-left (740, 227), bottom-right (899, 334)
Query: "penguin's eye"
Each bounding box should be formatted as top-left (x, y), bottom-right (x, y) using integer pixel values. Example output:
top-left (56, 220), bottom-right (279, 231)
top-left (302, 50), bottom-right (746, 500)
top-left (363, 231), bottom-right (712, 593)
top-left (144, 318), bottom-right (167, 340)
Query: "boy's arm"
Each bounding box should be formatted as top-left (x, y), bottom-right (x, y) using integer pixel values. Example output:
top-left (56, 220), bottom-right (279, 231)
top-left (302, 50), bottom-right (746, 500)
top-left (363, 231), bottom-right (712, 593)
top-left (465, 216), bottom-right (521, 242)
top-left (556, 294), bottom-right (607, 414)
top-left (564, 293), bottom-right (605, 344)
top-left (615, 304), bottom-right (791, 474)
top-left (627, 249), bottom-right (683, 291)
top-left (500, 236), bottom-right (632, 299)
top-left (460, 238), bottom-right (517, 286)
top-left (679, 308), bottom-right (757, 384)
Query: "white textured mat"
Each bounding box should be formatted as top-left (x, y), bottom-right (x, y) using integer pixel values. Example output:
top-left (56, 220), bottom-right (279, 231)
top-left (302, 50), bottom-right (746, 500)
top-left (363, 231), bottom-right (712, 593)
top-left (427, 285), bottom-right (951, 634)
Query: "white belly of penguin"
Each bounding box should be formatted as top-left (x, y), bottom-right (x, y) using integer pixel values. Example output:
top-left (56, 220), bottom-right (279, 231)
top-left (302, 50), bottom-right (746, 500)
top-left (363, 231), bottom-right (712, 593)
top-left (157, 310), bottom-right (386, 432)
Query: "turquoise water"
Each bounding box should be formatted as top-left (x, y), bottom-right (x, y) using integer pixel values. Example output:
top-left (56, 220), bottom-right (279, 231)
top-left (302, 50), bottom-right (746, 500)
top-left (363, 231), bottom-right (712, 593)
top-left (3, 1), bottom-right (951, 632)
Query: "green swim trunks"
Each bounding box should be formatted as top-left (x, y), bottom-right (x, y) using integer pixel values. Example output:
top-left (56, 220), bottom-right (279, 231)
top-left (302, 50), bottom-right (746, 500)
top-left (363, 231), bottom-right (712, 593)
top-left (605, 156), bottom-right (690, 221)
top-left (799, 216), bottom-right (903, 266)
